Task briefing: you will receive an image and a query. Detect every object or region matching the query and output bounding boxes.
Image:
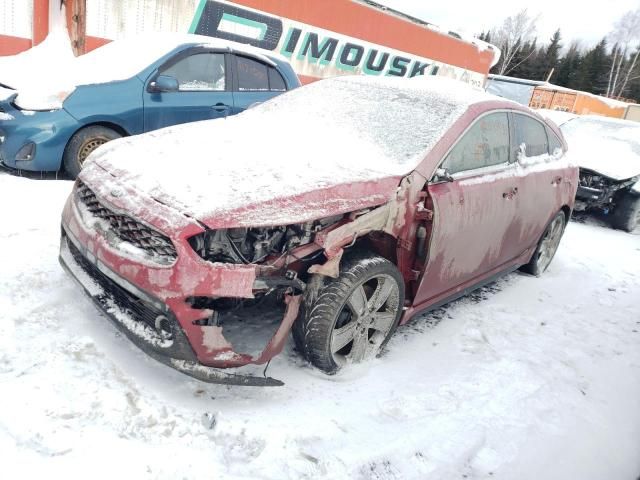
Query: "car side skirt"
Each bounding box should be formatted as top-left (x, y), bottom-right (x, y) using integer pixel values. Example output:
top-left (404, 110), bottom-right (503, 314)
top-left (401, 258), bottom-right (527, 325)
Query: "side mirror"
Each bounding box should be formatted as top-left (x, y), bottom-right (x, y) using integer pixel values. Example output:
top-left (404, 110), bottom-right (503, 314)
top-left (149, 75), bottom-right (179, 93)
top-left (434, 167), bottom-right (455, 183)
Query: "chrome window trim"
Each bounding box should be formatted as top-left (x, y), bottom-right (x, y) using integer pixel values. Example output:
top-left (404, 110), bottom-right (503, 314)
top-left (450, 160), bottom-right (516, 182)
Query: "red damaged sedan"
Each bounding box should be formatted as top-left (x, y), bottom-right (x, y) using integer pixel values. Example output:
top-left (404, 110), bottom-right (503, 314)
top-left (60, 76), bottom-right (578, 386)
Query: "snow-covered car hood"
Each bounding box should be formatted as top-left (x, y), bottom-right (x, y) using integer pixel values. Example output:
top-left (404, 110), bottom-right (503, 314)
top-left (0, 86), bottom-right (15, 102)
top-left (537, 109), bottom-right (579, 127)
top-left (84, 75), bottom-right (495, 229)
top-left (559, 116), bottom-right (640, 181)
top-left (0, 29), bottom-right (77, 110)
top-left (1, 32), bottom-right (185, 110)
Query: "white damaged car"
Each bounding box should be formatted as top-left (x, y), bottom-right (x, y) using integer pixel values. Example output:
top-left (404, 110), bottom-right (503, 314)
top-left (542, 112), bottom-right (640, 232)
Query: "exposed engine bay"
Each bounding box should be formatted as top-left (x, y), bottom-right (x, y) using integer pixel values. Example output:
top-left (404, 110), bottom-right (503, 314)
top-left (575, 168), bottom-right (639, 211)
top-left (189, 216), bottom-right (344, 265)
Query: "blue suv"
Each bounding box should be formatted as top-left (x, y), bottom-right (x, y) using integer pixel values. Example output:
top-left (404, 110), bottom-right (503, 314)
top-left (0, 33), bottom-right (300, 178)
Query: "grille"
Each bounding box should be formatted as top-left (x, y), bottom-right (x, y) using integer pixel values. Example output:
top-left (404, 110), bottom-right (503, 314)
top-left (76, 181), bottom-right (177, 264)
top-left (68, 238), bottom-right (164, 331)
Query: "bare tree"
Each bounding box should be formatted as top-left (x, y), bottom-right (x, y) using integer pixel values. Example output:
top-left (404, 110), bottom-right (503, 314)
top-left (606, 7), bottom-right (640, 98)
top-left (491, 9), bottom-right (539, 76)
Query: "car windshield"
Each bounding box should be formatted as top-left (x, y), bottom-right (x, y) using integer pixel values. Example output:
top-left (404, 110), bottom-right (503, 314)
top-left (565, 117), bottom-right (640, 153)
top-left (562, 117), bottom-right (640, 156)
top-left (247, 75), bottom-right (491, 170)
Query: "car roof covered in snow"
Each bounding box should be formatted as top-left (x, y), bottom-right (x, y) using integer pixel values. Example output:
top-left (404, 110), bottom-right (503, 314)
top-left (1, 32), bottom-right (284, 110)
top-left (86, 75), bottom-right (509, 227)
top-left (74, 32), bottom-right (286, 77)
top-left (558, 115), bottom-right (640, 181)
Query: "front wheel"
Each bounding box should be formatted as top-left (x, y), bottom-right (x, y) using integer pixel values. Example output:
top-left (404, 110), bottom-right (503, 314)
top-left (293, 252), bottom-right (405, 374)
top-left (521, 211), bottom-right (566, 276)
top-left (63, 125), bottom-right (121, 179)
top-left (611, 191), bottom-right (640, 233)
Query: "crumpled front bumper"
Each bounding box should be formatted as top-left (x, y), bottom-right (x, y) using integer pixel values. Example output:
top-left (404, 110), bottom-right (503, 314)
top-left (59, 229), bottom-right (287, 387)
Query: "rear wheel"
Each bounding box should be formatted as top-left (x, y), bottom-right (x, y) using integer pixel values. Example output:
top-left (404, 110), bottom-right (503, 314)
top-left (63, 126), bottom-right (121, 178)
top-left (521, 211), bottom-right (566, 276)
top-left (611, 191), bottom-right (640, 233)
top-left (293, 252), bottom-right (405, 374)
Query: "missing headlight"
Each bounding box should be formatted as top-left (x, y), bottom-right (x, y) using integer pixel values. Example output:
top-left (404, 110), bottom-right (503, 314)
top-left (188, 217), bottom-right (343, 265)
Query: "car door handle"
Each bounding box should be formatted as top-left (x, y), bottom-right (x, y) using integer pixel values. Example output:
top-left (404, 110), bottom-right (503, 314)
top-left (502, 187), bottom-right (518, 199)
top-left (551, 176), bottom-right (562, 186)
top-left (212, 103), bottom-right (230, 112)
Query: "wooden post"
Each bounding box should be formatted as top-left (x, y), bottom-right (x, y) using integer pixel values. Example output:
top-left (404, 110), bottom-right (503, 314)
top-left (68, 0), bottom-right (86, 56)
top-left (33, 0), bottom-right (50, 46)
top-left (545, 68), bottom-right (555, 83)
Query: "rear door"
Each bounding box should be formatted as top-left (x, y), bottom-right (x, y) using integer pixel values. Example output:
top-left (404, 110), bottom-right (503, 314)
top-left (230, 54), bottom-right (288, 114)
top-left (510, 112), bottom-right (567, 247)
top-left (143, 49), bottom-right (234, 131)
top-left (413, 111), bottom-right (523, 306)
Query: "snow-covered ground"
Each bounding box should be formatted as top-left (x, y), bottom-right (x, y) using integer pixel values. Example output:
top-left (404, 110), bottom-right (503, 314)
top-left (1, 172), bottom-right (639, 480)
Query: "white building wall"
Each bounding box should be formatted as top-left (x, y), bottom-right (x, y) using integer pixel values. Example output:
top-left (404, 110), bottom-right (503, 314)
top-left (0, 0), bottom-right (33, 38)
top-left (87, 0), bottom-right (198, 39)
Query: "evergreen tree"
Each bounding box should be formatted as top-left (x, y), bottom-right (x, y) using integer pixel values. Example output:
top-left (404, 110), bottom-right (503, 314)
top-left (509, 39), bottom-right (537, 78)
top-left (483, 11), bottom-right (640, 101)
top-left (541, 29), bottom-right (562, 82)
top-left (528, 45), bottom-right (548, 81)
top-left (555, 43), bottom-right (582, 88)
top-left (625, 47), bottom-right (640, 102)
top-left (575, 38), bottom-right (610, 94)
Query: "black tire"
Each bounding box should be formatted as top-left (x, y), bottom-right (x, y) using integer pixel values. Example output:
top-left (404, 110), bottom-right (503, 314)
top-left (63, 126), bottom-right (121, 179)
top-left (293, 251), bottom-right (405, 374)
top-left (520, 211), bottom-right (567, 276)
top-left (611, 191), bottom-right (640, 233)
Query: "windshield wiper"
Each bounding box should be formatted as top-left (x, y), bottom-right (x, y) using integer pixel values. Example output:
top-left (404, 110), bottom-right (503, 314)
top-left (0, 82), bottom-right (15, 90)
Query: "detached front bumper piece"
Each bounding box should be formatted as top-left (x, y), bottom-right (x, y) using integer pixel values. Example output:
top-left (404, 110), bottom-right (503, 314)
top-left (59, 228), bottom-right (284, 387)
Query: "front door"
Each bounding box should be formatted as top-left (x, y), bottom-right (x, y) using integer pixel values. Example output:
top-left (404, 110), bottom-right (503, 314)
top-left (143, 51), bottom-right (234, 131)
top-left (413, 111), bottom-right (522, 307)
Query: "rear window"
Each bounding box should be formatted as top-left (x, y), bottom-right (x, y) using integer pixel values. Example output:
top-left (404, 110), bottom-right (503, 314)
top-left (547, 128), bottom-right (563, 155)
top-left (268, 67), bottom-right (286, 91)
top-left (237, 56), bottom-right (269, 91)
top-left (513, 114), bottom-right (549, 157)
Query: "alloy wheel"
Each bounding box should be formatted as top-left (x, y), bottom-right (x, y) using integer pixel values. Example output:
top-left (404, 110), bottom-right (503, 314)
top-left (537, 215), bottom-right (564, 272)
top-left (330, 274), bottom-right (400, 366)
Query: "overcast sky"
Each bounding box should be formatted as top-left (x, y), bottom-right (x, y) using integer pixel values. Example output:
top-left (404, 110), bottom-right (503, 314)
top-left (378, 0), bottom-right (639, 48)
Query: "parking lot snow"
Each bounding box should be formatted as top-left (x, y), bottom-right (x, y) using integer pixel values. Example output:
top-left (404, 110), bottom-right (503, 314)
top-left (1, 172), bottom-right (639, 479)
